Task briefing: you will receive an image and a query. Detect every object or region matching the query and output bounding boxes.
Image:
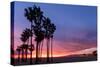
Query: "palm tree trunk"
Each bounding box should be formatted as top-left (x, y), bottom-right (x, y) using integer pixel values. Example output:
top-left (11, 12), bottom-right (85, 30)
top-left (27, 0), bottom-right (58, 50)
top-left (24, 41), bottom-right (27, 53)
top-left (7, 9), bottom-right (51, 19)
top-left (26, 39), bottom-right (29, 62)
top-left (39, 40), bottom-right (44, 62)
top-left (40, 40), bottom-right (44, 58)
top-left (30, 23), bottom-right (33, 64)
top-left (22, 49), bottom-right (24, 62)
top-left (51, 37), bottom-right (53, 62)
top-left (47, 38), bottom-right (50, 63)
top-left (35, 42), bottom-right (39, 63)
top-left (25, 49), bottom-right (27, 61)
top-left (38, 43), bottom-right (41, 61)
top-left (38, 41), bottom-right (43, 62)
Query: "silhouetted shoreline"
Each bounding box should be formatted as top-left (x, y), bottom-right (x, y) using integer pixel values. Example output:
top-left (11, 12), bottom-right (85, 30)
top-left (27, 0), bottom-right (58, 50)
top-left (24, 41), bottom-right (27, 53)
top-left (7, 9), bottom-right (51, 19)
top-left (12, 54), bottom-right (97, 66)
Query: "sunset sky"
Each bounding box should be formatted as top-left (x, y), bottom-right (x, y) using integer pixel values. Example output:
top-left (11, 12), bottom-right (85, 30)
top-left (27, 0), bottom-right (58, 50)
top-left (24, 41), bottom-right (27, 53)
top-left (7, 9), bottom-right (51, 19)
top-left (13, 1), bottom-right (97, 57)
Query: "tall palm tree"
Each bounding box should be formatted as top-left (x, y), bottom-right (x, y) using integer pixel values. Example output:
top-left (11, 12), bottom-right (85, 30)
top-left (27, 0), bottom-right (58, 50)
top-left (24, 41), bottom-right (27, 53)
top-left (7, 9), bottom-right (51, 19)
top-left (32, 7), bottom-right (44, 63)
top-left (24, 5), bottom-right (44, 64)
top-left (33, 27), bottom-right (45, 63)
top-left (24, 6), bottom-right (34, 64)
top-left (49, 23), bottom-right (56, 62)
top-left (24, 28), bottom-right (32, 62)
top-left (42, 17), bottom-right (56, 63)
top-left (20, 44), bottom-right (25, 62)
top-left (20, 28), bottom-right (31, 62)
top-left (42, 17), bottom-right (51, 62)
top-left (40, 40), bottom-right (43, 57)
top-left (16, 46), bottom-right (21, 62)
top-left (23, 44), bottom-right (29, 61)
top-left (28, 44), bottom-right (35, 63)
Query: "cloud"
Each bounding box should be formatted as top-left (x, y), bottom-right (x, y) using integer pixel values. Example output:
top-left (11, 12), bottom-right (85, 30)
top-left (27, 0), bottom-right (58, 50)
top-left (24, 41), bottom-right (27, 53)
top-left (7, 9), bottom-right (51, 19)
top-left (75, 47), bottom-right (97, 54)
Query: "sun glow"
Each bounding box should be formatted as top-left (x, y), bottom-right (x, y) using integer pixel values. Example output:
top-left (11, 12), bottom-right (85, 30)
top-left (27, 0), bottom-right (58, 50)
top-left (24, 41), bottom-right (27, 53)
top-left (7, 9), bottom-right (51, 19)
top-left (13, 47), bottom-right (97, 59)
top-left (13, 52), bottom-right (71, 59)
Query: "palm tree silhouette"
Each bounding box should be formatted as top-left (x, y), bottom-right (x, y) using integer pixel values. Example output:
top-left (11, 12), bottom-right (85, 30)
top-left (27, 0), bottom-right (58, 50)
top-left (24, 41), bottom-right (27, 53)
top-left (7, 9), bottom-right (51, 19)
top-left (16, 46), bottom-right (21, 62)
top-left (24, 6), bottom-right (34, 64)
top-left (24, 28), bottom-right (33, 62)
top-left (42, 17), bottom-right (51, 62)
top-left (33, 26), bottom-right (45, 63)
top-left (23, 44), bottom-right (29, 61)
top-left (40, 40), bottom-right (44, 58)
top-left (49, 23), bottom-right (56, 62)
top-left (28, 44), bottom-right (35, 62)
top-left (42, 17), bottom-right (56, 63)
top-left (20, 44), bottom-right (25, 62)
top-left (24, 5), bottom-right (44, 64)
top-left (20, 28), bottom-right (32, 62)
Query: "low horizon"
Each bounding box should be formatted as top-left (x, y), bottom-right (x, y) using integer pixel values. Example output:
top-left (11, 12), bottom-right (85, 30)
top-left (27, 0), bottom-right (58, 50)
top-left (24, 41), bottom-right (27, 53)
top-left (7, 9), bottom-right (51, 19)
top-left (13, 47), bottom-right (97, 59)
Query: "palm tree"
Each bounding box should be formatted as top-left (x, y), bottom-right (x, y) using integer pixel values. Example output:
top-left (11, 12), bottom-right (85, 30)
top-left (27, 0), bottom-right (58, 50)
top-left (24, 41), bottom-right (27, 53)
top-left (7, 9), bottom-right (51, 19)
top-left (20, 44), bottom-right (29, 62)
top-left (24, 5), bottom-right (44, 64)
top-left (28, 44), bottom-right (35, 63)
top-left (24, 6), bottom-right (34, 64)
top-left (23, 44), bottom-right (29, 61)
top-left (42, 17), bottom-right (51, 62)
top-left (20, 28), bottom-right (31, 62)
top-left (49, 23), bottom-right (56, 62)
top-left (40, 40), bottom-right (44, 57)
top-left (20, 44), bottom-right (25, 62)
top-left (32, 7), bottom-right (44, 63)
top-left (16, 46), bottom-right (21, 62)
top-left (42, 17), bottom-right (56, 63)
top-left (24, 28), bottom-right (32, 62)
top-left (33, 27), bottom-right (45, 63)
top-left (37, 30), bottom-right (45, 62)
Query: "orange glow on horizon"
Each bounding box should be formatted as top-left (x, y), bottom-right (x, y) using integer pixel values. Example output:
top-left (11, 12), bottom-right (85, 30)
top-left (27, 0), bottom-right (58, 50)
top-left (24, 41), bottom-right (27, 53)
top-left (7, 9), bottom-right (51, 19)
top-left (13, 52), bottom-right (71, 59)
top-left (13, 47), bottom-right (97, 59)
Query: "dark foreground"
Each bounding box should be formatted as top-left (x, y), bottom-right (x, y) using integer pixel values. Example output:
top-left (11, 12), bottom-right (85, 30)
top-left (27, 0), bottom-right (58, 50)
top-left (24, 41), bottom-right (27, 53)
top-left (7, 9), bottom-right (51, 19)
top-left (11, 54), bottom-right (97, 66)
